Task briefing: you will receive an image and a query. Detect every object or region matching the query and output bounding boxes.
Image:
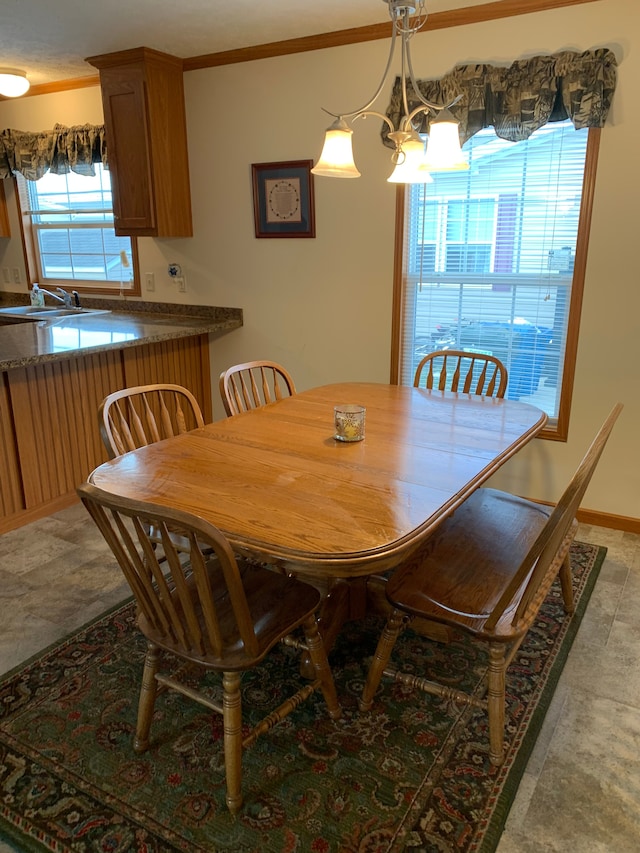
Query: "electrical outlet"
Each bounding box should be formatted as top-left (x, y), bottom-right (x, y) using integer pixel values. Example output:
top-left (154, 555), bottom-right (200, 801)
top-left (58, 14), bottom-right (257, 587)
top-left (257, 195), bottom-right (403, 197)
top-left (2, 268), bottom-right (10, 284)
top-left (12, 268), bottom-right (20, 284)
top-left (175, 277), bottom-right (186, 293)
top-left (145, 272), bottom-right (155, 291)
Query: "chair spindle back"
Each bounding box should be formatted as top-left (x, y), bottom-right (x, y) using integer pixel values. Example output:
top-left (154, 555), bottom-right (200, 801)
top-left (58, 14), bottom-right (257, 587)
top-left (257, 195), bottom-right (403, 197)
top-left (99, 384), bottom-right (205, 459)
top-left (79, 484), bottom-right (259, 662)
top-left (219, 360), bottom-right (296, 416)
top-left (414, 350), bottom-right (508, 398)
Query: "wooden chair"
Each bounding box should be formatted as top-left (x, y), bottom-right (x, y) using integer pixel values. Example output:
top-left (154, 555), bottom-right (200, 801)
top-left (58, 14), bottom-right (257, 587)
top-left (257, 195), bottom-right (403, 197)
top-left (219, 360), bottom-right (296, 416)
top-left (360, 403), bottom-right (622, 766)
top-left (413, 350), bottom-right (508, 397)
top-left (77, 483), bottom-right (342, 814)
top-left (99, 383), bottom-right (205, 460)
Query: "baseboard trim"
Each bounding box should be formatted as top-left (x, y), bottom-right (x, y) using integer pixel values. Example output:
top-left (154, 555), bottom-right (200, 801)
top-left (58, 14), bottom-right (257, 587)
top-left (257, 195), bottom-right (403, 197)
top-left (0, 493), bottom-right (78, 535)
top-left (532, 500), bottom-right (640, 534)
top-left (575, 508), bottom-right (640, 534)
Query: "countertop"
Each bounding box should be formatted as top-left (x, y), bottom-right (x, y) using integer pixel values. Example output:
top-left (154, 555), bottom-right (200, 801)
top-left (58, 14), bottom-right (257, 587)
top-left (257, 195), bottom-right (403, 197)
top-left (0, 296), bottom-right (243, 372)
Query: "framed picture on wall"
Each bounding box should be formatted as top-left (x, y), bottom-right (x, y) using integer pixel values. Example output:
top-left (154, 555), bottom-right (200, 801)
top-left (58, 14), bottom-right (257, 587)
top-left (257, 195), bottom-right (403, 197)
top-left (251, 160), bottom-right (316, 238)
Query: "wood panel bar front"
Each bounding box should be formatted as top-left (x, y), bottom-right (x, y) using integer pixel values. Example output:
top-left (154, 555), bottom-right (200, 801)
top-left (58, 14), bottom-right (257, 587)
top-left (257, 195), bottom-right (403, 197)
top-left (0, 335), bottom-right (213, 534)
top-left (0, 373), bottom-right (22, 516)
top-left (122, 334), bottom-right (213, 423)
top-left (8, 350), bottom-right (124, 509)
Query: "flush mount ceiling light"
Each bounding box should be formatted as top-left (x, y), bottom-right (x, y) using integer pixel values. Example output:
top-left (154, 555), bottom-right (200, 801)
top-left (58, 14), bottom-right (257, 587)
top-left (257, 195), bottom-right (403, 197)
top-left (0, 68), bottom-right (30, 98)
top-left (312, 0), bottom-right (468, 183)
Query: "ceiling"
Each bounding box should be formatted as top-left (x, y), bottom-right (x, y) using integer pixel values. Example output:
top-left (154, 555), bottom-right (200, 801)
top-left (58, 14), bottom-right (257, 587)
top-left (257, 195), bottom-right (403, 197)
top-left (1, 0), bottom-right (486, 88)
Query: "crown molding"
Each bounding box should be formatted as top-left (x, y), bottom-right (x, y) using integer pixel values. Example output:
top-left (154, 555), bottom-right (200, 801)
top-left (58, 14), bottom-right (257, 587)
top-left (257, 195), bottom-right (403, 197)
top-left (7, 0), bottom-right (601, 98)
top-left (183, 0), bottom-right (601, 71)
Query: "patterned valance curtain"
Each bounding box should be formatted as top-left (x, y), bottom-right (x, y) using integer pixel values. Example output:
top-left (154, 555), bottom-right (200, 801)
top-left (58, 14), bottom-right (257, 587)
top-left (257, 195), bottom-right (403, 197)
top-left (0, 123), bottom-right (107, 181)
top-left (383, 48), bottom-right (617, 148)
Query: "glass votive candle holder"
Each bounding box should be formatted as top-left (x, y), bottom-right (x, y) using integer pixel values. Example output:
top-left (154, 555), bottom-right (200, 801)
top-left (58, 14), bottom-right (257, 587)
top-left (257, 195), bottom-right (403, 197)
top-left (334, 404), bottom-right (366, 442)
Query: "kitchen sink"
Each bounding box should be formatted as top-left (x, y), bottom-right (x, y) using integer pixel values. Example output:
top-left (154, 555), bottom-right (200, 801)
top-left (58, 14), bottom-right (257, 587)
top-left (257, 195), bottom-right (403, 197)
top-left (0, 305), bottom-right (111, 318)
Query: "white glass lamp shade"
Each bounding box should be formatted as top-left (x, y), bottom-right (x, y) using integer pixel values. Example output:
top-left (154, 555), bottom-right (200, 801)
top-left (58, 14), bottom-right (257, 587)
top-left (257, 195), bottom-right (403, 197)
top-left (0, 69), bottom-right (30, 98)
top-left (311, 118), bottom-right (361, 178)
top-left (387, 132), bottom-right (434, 184)
top-left (424, 108), bottom-right (469, 171)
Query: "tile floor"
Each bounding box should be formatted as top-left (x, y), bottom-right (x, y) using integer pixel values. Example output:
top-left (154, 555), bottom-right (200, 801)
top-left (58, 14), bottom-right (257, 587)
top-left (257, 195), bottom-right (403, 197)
top-left (0, 506), bottom-right (639, 852)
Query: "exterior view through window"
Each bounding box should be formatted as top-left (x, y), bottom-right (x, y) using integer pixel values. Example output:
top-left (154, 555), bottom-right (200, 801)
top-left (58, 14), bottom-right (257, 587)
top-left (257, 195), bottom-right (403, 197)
top-left (18, 164), bottom-right (137, 293)
top-left (397, 119), bottom-right (592, 435)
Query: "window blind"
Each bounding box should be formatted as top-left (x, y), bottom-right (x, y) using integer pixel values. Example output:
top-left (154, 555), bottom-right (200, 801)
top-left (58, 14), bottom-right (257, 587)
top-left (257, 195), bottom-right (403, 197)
top-left (399, 119), bottom-right (589, 421)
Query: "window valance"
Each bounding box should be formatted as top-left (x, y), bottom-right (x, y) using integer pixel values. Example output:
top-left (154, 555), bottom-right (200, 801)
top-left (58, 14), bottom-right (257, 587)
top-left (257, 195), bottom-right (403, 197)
top-left (0, 123), bottom-right (107, 181)
top-left (383, 48), bottom-right (617, 147)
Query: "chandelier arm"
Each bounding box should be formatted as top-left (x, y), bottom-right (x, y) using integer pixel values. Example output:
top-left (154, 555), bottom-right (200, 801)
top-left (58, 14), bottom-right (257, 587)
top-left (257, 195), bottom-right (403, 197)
top-left (400, 95), bottom-right (462, 134)
top-left (404, 40), bottom-right (447, 113)
top-left (354, 110), bottom-right (397, 135)
top-left (320, 20), bottom-right (399, 121)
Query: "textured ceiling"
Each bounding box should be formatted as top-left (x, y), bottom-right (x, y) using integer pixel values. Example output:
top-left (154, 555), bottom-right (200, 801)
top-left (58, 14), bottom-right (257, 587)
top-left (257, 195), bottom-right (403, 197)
top-left (0, 0), bottom-right (486, 87)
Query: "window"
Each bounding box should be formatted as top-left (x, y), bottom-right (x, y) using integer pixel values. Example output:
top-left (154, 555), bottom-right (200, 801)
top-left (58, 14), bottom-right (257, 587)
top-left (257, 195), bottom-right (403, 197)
top-left (393, 120), bottom-right (600, 440)
top-left (17, 164), bottom-right (140, 295)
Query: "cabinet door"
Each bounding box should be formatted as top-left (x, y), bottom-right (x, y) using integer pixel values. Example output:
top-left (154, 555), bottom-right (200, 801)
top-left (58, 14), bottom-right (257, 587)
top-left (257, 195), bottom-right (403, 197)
top-left (88, 47), bottom-right (192, 238)
top-left (100, 67), bottom-right (156, 234)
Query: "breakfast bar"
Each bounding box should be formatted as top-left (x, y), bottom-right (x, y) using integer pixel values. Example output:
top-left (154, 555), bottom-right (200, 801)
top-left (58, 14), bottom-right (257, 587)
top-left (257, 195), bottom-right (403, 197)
top-left (0, 296), bottom-right (243, 533)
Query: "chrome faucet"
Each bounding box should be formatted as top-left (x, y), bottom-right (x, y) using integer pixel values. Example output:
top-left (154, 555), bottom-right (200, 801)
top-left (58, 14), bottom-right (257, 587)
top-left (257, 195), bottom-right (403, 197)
top-left (39, 287), bottom-right (73, 308)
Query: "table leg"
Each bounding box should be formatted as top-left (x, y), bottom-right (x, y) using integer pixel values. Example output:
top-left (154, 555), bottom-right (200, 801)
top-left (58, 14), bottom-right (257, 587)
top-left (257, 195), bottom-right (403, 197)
top-left (300, 579), bottom-right (352, 679)
top-left (299, 572), bottom-right (452, 678)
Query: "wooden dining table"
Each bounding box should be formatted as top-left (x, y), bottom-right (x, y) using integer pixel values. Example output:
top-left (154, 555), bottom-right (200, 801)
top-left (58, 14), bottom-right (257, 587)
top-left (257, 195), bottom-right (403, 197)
top-left (88, 381), bottom-right (547, 657)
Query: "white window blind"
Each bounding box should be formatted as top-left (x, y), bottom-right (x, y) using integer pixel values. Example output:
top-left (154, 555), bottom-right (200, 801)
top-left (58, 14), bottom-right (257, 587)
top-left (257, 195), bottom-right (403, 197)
top-left (400, 120), bottom-right (589, 422)
top-left (20, 164), bottom-right (135, 290)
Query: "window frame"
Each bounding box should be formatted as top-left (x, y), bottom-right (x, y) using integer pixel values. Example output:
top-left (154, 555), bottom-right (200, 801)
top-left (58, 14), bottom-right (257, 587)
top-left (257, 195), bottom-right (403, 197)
top-left (14, 170), bottom-right (141, 297)
top-left (390, 127), bottom-right (601, 442)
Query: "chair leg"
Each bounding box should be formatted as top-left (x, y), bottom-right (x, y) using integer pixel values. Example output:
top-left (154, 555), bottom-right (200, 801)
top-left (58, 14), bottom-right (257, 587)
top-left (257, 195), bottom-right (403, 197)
top-left (487, 643), bottom-right (507, 765)
top-left (134, 641), bottom-right (159, 752)
top-left (223, 670), bottom-right (243, 815)
top-left (302, 615), bottom-right (342, 720)
top-left (558, 552), bottom-right (575, 614)
top-left (359, 609), bottom-right (406, 712)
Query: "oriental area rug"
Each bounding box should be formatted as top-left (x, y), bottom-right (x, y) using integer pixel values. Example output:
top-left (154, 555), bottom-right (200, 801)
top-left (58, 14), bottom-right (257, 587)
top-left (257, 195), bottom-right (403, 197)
top-left (0, 541), bottom-right (606, 853)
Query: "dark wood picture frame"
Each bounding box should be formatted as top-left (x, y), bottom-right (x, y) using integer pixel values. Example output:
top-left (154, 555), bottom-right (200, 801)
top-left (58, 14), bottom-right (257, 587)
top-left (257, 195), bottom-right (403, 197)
top-left (251, 160), bottom-right (316, 238)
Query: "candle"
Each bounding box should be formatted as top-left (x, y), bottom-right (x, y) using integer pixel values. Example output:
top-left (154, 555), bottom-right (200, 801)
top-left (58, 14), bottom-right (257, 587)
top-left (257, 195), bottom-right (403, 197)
top-left (334, 405), bottom-right (365, 442)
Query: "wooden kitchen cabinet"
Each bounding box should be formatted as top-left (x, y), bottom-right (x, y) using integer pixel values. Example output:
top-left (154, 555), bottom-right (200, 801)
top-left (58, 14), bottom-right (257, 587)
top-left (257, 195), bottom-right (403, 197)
top-left (87, 47), bottom-right (193, 238)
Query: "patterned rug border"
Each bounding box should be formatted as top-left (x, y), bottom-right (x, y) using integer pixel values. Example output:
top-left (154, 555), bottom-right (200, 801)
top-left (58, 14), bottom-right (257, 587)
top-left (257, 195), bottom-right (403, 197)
top-left (0, 542), bottom-right (607, 853)
top-left (477, 540), bottom-right (607, 853)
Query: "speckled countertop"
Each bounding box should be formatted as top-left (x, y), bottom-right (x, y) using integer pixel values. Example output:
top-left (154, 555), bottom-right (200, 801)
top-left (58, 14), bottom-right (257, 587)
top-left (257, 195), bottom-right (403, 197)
top-left (0, 294), bottom-right (243, 371)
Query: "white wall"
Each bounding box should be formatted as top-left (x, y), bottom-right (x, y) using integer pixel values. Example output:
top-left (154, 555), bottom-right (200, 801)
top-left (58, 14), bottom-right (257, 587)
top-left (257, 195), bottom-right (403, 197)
top-left (0, 0), bottom-right (637, 522)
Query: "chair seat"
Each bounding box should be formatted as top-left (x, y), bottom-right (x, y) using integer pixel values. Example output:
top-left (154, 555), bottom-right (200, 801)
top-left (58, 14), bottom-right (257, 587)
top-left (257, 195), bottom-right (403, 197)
top-left (386, 488), bottom-right (553, 639)
top-left (138, 557), bottom-right (322, 669)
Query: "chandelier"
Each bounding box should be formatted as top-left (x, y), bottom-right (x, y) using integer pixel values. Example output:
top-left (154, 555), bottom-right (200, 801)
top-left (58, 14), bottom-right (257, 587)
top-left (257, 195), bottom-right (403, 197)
top-left (311, 0), bottom-right (468, 183)
top-left (0, 68), bottom-right (30, 98)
